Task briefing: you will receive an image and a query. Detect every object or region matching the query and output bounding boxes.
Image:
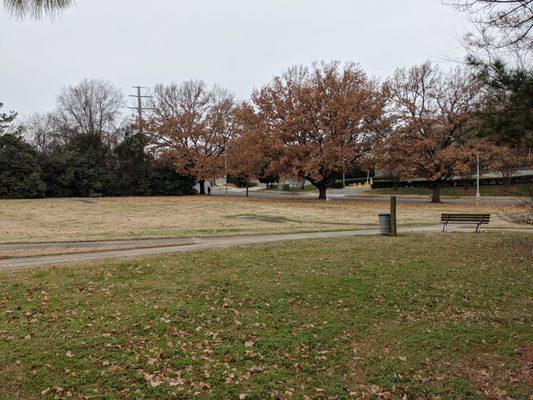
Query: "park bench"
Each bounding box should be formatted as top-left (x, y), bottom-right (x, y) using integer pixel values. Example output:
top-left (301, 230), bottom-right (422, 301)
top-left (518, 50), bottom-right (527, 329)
top-left (441, 213), bottom-right (490, 233)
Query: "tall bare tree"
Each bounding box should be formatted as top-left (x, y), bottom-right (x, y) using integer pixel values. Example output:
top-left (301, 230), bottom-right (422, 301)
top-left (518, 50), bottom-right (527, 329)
top-left (3, 0), bottom-right (72, 18)
top-left (54, 79), bottom-right (124, 144)
top-left (23, 112), bottom-right (65, 155)
top-left (146, 80), bottom-right (235, 194)
top-left (446, 0), bottom-right (532, 58)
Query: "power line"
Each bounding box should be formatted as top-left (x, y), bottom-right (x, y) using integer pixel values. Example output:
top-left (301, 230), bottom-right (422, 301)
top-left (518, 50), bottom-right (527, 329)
top-left (128, 86), bottom-right (151, 130)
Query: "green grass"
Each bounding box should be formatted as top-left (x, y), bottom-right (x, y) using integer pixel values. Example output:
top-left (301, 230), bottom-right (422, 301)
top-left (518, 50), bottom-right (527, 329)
top-left (287, 184), bottom-right (318, 192)
top-left (363, 184), bottom-right (531, 197)
top-left (1, 233), bottom-right (532, 399)
top-left (264, 184), bottom-right (319, 192)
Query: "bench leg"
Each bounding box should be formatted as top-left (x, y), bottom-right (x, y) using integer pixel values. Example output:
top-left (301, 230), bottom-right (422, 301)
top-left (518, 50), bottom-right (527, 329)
top-left (442, 222), bottom-right (447, 232)
top-left (475, 223), bottom-right (481, 233)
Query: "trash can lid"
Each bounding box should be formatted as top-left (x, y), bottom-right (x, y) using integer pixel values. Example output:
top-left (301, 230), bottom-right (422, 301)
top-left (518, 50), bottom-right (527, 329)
top-left (378, 213), bottom-right (391, 216)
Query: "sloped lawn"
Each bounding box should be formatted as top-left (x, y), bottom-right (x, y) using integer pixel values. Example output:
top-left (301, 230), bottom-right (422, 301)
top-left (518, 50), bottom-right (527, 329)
top-left (1, 232), bottom-right (531, 399)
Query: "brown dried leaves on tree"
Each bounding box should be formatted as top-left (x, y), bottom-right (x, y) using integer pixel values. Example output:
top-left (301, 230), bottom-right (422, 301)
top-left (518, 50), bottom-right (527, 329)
top-left (386, 62), bottom-right (482, 202)
top-left (146, 81), bottom-right (235, 194)
top-left (249, 61), bottom-right (389, 200)
top-left (224, 104), bottom-right (268, 196)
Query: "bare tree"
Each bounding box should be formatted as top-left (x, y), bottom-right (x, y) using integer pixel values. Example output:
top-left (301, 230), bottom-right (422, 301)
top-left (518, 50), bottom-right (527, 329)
top-left (146, 80), bottom-right (235, 194)
top-left (55, 79), bottom-right (124, 145)
top-left (22, 112), bottom-right (65, 154)
top-left (445, 0), bottom-right (532, 58)
top-left (3, 0), bottom-right (73, 18)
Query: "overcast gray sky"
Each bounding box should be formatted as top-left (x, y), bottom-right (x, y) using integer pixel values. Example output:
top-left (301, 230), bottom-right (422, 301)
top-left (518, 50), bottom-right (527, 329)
top-left (0, 0), bottom-right (470, 117)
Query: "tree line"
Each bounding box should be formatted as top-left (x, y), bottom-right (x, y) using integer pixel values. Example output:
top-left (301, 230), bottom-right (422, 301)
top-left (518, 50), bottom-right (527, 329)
top-left (0, 80), bottom-right (196, 199)
top-left (2, 0), bottom-right (531, 202)
top-left (141, 60), bottom-right (530, 202)
top-left (1, 57), bottom-right (531, 202)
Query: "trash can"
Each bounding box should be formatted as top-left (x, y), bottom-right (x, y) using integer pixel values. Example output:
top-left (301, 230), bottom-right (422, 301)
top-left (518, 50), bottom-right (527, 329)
top-left (378, 213), bottom-right (392, 235)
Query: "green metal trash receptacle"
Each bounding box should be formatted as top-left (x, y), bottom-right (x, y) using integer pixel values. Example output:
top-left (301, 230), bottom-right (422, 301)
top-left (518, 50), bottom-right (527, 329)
top-left (378, 213), bottom-right (392, 235)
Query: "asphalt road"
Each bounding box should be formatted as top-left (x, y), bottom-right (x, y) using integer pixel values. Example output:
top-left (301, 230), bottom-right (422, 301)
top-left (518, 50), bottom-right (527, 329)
top-left (210, 186), bottom-right (523, 205)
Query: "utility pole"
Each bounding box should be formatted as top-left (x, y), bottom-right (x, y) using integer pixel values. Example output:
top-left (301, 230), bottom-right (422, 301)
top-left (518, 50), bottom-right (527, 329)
top-left (342, 158), bottom-right (346, 188)
top-left (390, 196), bottom-right (397, 236)
top-left (224, 152), bottom-right (228, 195)
top-left (476, 151), bottom-right (480, 199)
top-left (128, 86), bottom-right (151, 131)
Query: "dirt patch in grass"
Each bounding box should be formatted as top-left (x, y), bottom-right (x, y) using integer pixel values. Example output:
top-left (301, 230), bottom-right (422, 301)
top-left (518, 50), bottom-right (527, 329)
top-left (232, 214), bottom-right (287, 223)
top-left (516, 344), bottom-right (533, 388)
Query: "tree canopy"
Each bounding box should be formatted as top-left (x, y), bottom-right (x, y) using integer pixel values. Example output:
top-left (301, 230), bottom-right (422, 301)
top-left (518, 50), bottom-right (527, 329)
top-left (248, 62), bottom-right (389, 200)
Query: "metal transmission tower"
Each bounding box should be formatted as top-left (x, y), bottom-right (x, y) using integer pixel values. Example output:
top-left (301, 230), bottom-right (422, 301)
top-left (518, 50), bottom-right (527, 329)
top-left (128, 86), bottom-right (151, 131)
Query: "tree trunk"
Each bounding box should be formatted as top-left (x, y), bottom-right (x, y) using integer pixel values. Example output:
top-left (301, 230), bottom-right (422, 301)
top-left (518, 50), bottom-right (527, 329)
top-left (199, 180), bottom-right (205, 195)
top-left (392, 180), bottom-right (398, 191)
top-left (504, 175), bottom-right (512, 192)
top-left (463, 178), bottom-right (469, 194)
top-left (245, 179), bottom-right (249, 197)
top-left (431, 182), bottom-right (441, 203)
top-left (318, 186), bottom-right (327, 200)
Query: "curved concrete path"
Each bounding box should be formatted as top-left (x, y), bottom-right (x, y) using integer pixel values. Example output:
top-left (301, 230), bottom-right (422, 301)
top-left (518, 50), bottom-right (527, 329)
top-left (0, 237), bottom-right (197, 251)
top-left (0, 227), bottom-right (434, 271)
top-left (1, 226), bottom-right (530, 272)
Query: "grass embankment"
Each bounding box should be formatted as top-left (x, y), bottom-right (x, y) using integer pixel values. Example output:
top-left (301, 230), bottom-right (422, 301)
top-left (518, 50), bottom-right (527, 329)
top-left (0, 196), bottom-right (519, 249)
top-left (361, 184), bottom-right (531, 197)
top-left (1, 232), bottom-right (531, 399)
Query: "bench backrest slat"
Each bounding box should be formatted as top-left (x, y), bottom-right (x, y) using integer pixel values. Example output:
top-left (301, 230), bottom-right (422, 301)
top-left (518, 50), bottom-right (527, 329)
top-left (440, 214), bottom-right (490, 224)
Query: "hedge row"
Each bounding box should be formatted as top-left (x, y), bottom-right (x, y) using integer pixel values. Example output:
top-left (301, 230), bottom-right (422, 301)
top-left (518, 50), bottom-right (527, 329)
top-left (334, 175), bottom-right (533, 189)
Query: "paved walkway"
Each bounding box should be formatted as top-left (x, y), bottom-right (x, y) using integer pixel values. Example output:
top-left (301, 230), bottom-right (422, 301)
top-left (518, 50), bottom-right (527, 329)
top-left (1, 226), bottom-right (530, 272)
top-left (0, 237), bottom-right (197, 250)
top-left (0, 227), bottom-right (437, 271)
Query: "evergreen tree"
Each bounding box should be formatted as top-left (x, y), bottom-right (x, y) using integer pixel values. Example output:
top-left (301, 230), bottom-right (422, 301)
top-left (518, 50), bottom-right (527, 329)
top-left (475, 60), bottom-right (533, 150)
top-left (109, 132), bottom-right (151, 196)
top-left (0, 133), bottom-right (46, 198)
top-left (0, 102), bottom-right (46, 198)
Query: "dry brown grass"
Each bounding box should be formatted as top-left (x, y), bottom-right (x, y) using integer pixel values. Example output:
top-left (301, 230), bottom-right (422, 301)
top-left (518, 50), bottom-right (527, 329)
top-left (0, 196), bottom-right (523, 245)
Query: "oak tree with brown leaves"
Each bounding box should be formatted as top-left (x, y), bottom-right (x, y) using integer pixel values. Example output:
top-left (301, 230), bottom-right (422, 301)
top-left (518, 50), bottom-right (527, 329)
top-left (487, 144), bottom-right (530, 189)
top-left (250, 61), bottom-right (388, 200)
top-left (225, 103), bottom-right (271, 197)
top-left (146, 80), bottom-right (235, 194)
top-left (386, 62), bottom-right (481, 203)
top-left (370, 129), bottom-right (412, 190)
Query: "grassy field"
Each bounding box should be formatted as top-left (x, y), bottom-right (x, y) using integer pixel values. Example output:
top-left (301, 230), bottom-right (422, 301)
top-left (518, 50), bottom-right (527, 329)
top-left (361, 184), bottom-right (531, 197)
top-left (0, 232), bottom-right (531, 399)
top-left (0, 196), bottom-right (522, 246)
